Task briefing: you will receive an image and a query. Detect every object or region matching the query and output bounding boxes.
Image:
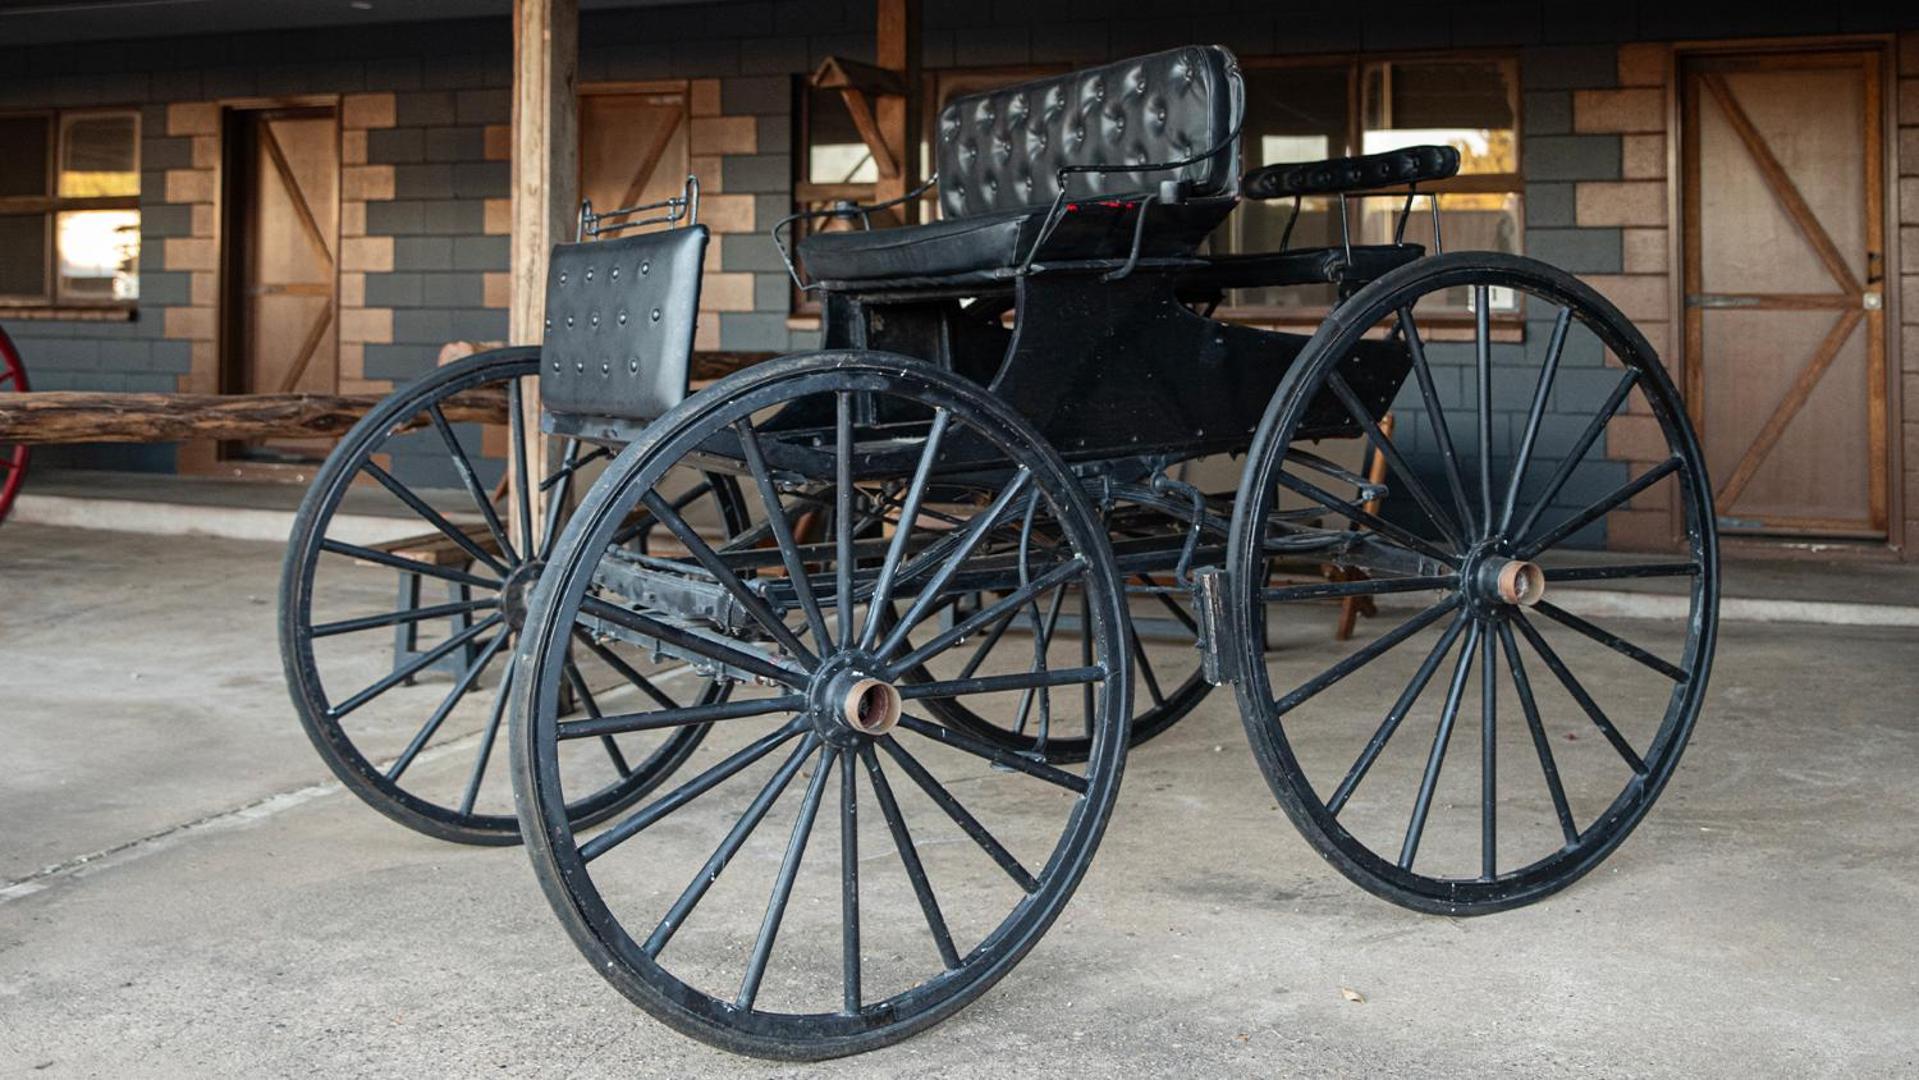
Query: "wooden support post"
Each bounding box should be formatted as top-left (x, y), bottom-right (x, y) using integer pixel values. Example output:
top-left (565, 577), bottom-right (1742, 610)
top-left (508, 0), bottom-right (579, 552)
top-left (872, 0), bottom-right (921, 222)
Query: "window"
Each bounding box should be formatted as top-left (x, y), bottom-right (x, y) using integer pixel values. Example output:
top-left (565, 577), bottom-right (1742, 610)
top-left (1211, 56), bottom-right (1521, 320)
top-left (0, 109), bottom-right (141, 307)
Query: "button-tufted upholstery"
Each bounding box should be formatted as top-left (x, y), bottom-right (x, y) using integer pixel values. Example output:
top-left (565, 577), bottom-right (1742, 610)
top-left (540, 224), bottom-right (707, 421)
top-left (799, 45), bottom-right (1242, 286)
top-left (934, 44), bottom-right (1241, 218)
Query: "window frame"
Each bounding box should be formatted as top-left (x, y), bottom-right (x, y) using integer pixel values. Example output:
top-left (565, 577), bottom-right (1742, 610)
top-left (1222, 49), bottom-right (1524, 326)
top-left (0, 105), bottom-right (143, 314)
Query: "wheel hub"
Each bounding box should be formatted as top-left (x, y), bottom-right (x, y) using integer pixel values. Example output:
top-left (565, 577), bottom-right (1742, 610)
top-left (807, 653), bottom-right (902, 745)
top-left (1462, 550), bottom-right (1545, 612)
top-left (500, 560), bottom-right (545, 631)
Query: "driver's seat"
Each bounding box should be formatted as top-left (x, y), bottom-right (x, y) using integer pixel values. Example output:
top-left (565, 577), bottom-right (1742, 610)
top-left (797, 45), bottom-right (1244, 287)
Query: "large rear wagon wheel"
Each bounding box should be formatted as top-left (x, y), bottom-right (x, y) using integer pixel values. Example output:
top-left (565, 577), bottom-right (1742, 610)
top-left (0, 326), bottom-right (29, 525)
top-left (279, 348), bottom-right (745, 845)
top-left (1227, 253), bottom-right (1719, 915)
top-left (511, 352), bottom-right (1129, 1059)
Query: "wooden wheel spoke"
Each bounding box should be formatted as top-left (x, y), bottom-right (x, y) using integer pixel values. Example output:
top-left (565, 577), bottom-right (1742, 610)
top-left (538, 438), bottom-right (581, 560)
top-left (329, 612), bottom-right (503, 721)
top-left (1510, 369), bottom-right (1638, 543)
top-left (508, 378), bottom-right (535, 554)
top-left (310, 597), bottom-right (498, 638)
top-left (879, 737), bottom-right (1039, 893)
top-left (428, 404), bottom-right (519, 566)
top-left (1474, 284), bottom-right (1495, 536)
top-left (1517, 456), bottom-right (1682, 560)
top-left (457, 655), bottom-right (516, 816)
top-left (1272, 598), bottom-right (1460, 717)
top-left (1326, 371), bottom-right (1465, 548)
top-left (562, 659), bottom-right (631, 777)
top-left (895, 714), bottom-right (1089, 793)
top-left (835, 392), bottom-right (856, 646)
top-left (580, 596), bottom-right (806, 688)
top-left (1275, 468), bottom-right (1458, 567)
top-left (737, 420), bottom-right (833, 650)
top-left (556, 693), bottom-right (805, 740)
top-left (886, 558), bottom-right (1084, 679)
top-left (874, 470), bottom-right (1035, 661)
top-left (839, 745), bottom-right (862, 1014)
top-left (1399, 306), bottom-right (1478, 536)
top-left (1399, 621), bottom-right (1482, 871)
top-left (384, 629), bottom-right (509, 782)
top-left (1498, 623), bottom-right (1579, 846)
top-left (573, 628), bottom-right (681, 711)
top-left (859, 409), bottom-right (951, 650)
top-left (1500, 307), bottom-right (1573, 535)
top-left (858, 743), bottom-right (961, 970)
top-left (1532, 600), bottom-right (1690, 682)
top-left (579, 719), bottom-right (806, 865)
top-left (642, 734), bottom-right (819, 957)
top-left (363, 460), bottom-right (511, 577)
top-left (1512, 614), bottom-right (1648, 775)
top-left (320, 538), bottom-right (501, 591)
top-left (1543, 562), bottom-right (1699, 584)
top-left (1262, 574), bottom-right (1458, 603)
top-left (737, 745), bottom-right (834, 1010)
top-left (898, 664), bottom-right (1106, 701)
top-left (1326, 611), bottom-right (1470, 816)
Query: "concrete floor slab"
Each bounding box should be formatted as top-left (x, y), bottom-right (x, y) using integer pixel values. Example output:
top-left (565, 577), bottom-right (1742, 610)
top-left (1, 523), bottom-right (1915, 1077)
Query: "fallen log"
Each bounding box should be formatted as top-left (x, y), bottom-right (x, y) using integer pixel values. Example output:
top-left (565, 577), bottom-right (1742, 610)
top-left (0, 351), bottom-right (779, 445)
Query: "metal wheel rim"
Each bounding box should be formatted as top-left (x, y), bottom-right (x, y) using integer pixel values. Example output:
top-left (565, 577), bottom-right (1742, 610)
top-left (511, 352), bottom-right (1131, 1057)
top-left (1227, 253), bottom-right (1719, 913)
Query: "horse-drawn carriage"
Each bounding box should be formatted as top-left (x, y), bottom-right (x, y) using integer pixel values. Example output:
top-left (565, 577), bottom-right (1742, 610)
top-left (279, 45), bottom-right (1717, 1059)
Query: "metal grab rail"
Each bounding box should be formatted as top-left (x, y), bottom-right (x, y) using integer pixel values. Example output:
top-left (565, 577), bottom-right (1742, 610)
top-left (577, 174), bottom-right (701, 241)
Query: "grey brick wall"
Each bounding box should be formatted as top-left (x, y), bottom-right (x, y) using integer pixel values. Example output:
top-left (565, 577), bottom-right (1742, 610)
top-left (361, 83), bottom-right (512, 386)
top-left (2, 1), bottom-right (1914, 477)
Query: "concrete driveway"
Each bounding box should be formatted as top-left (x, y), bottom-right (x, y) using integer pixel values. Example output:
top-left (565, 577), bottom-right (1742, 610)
top-left (1, 521), bottom-right (1915, 1077)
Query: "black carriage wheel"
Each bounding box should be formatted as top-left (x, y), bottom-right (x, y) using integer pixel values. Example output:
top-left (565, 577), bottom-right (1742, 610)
top-left (279, 348), bottom-right (747, 845)
top-left (511, 351), bottom-right (1130, 1059)
top-left (904, 483), bottom-right (1217, 763)
top-left (1226, 253), bottom-right (1718, 915)
top-left (0, 325), bottom-right (30, 526)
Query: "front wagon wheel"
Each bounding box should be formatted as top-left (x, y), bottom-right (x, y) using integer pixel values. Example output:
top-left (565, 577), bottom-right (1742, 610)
top-left (1227, 253), bottom-right (1719, 915)
top-left (511, 353), bottom-right (1129, 1059)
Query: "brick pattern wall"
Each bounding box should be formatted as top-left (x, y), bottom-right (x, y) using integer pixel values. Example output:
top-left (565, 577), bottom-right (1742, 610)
top-left (1, 0), bottom-right (1915, 533)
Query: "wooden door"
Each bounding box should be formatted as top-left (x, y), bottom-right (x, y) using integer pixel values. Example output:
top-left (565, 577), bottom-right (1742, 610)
top-left (579, 88), bottom-right (688, 222)
top-left (224, 106), bottom-right (339, 463)
top-left (1682, 50), bottom-right (1887, 539)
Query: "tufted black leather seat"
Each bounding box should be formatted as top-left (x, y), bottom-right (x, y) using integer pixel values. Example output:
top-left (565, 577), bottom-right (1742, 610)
top-left (799, 45), bottom-right (1242, 286)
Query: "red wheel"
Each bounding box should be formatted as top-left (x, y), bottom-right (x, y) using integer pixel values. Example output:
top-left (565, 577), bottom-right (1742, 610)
top-left (0, 325), bottom-right (28, 525)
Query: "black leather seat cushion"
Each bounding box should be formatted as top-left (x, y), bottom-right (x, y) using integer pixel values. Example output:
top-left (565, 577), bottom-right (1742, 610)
top-left (799, 209), bottom-right (1044, 284)
top-left (798, 198), bottom-right (1236, 286)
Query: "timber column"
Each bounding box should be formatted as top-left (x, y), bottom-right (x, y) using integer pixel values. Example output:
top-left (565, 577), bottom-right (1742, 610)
top-left (508, 0), bottom-right (578, 544)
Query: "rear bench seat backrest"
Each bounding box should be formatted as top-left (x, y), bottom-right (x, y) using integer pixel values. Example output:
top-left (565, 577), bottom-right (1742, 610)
top-left (935, 45), bottom-right (1242, 220)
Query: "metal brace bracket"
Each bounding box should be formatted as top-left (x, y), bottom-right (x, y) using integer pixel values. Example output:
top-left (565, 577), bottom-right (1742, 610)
top-left (1190, 566), bottom-right (1235, 687)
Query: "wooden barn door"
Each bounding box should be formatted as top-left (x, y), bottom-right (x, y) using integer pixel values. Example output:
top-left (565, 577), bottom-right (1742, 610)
top-left (579, 86), bottom-right (689, 223)
top-left (1682, 50), bottom-right (1887, 539)
top-left (222, 105), bottom-right (340, 464)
